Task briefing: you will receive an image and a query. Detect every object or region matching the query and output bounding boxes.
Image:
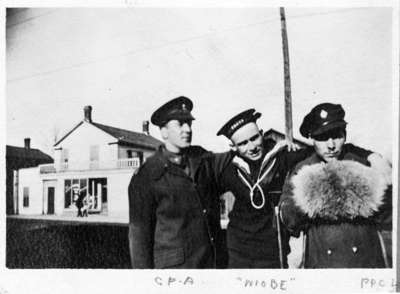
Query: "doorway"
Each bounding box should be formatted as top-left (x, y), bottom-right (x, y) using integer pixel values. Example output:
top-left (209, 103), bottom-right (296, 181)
top-left (47, 187), bottom-right (55, 214)
top-left (43, 180), bottom-right (57, 215)
top-left (88, 178), bottom-right (107, 213)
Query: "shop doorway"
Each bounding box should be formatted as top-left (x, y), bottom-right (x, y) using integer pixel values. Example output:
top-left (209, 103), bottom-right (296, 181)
top-left (47, 187), bottom-right (55, 214)
top-left (43, 180), bottom-right (57, 215)
top-left (88, 178), bottom-right (107, 213)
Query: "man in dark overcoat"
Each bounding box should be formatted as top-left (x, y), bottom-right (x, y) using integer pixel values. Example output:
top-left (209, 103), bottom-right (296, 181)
top-left (279, 103), bottom-right (392, 268)
top-left (128, 96), bottom-right (229, 269)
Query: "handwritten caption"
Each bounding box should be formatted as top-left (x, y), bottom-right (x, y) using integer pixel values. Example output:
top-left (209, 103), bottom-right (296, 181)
top-left (361, 278), bottom-right (398, 291)
top-left (236, 277), bottom-right (295, 290)
top-left (153, 275), bottom-right (295, 290)
top-left (152, 275), bottom-right (399, 290)
top-left (154, 276), bottom-right (195, 287)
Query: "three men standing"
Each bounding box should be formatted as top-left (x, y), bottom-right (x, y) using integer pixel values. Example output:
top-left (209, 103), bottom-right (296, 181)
top-left (128, 97), bottom-right (392, 269)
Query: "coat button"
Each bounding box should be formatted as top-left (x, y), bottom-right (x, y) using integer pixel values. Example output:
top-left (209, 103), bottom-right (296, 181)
top-left (352, 246), bottom-right (358, 253)
top-left (327, 249), bottom-right (332, 255)
top-left (203, 209), bottom-right (207, 214)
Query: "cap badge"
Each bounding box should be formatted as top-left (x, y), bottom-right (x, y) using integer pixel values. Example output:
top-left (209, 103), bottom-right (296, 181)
top-left (182, 104), bottom-right (187, 111)
top-left (320, 110), bottom-right (328, 119)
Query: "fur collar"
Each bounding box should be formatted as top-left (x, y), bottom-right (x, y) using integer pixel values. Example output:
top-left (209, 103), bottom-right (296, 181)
top-left (291, 160), bottom-right (387, 220)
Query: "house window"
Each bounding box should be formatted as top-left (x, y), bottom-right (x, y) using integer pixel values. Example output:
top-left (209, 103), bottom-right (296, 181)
top-left (61, 148), bottom-right (69, 169)
top-left (127, 150), bottom-right (133, 158)
top-left (90, 145), bottom-right (99, 169)
top-left (88, 178), bottom-right (107, 212)
top-left (61, 148), bottom-right (69, 163)
top-left (80, 178), bottom-right (87, 201)
top-left (63, 177), bottom-right (108, 213)
top-left (90, 145), bottom-right (99, 162)
top-left (65, 178), bottom-right (89, 209)
top-left (23, 187), bottom-right (29, 207)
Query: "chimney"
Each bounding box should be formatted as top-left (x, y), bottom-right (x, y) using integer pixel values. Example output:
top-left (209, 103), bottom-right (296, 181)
top-left (142, 120), bottom-right (150, 135)
top-left (24, 138), bottom-right (30, 149)
top-left (84, 105), bottom-right (92, 122)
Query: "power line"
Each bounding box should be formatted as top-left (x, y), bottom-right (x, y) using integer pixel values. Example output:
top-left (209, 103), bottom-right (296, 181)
top-left (6, 9), bottom-right (57, 29)
top-left (7, 7), bottom-right (370, 83)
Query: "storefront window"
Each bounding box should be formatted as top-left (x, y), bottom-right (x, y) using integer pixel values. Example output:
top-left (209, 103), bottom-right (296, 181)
top-left (64, 178), bottom-right (106, 213)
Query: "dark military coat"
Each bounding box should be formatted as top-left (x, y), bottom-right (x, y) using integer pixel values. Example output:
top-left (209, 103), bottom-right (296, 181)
top-left (128, 146), bottom-right (228, 269)
top-left (280, 149), bottom-right (392, 268)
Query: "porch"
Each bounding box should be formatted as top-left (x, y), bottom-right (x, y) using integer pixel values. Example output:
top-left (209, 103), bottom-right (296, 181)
top-left (39, 158), bottom-right (140, 174)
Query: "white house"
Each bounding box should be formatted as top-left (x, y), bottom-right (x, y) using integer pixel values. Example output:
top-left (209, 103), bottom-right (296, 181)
top-left (16, 106), bottom-right (162, 219)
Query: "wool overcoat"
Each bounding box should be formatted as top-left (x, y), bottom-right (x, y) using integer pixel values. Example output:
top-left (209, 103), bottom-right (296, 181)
top-left (128, 146), bottom-right (229, 269)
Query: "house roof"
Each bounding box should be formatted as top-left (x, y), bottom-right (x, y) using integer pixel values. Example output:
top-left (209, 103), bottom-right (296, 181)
top-left (54, 120), bottom-right (162, 150)
top-left (6, 145), bottom-right (54, 162)
top-left (92, 122), bottom-right (162, 150)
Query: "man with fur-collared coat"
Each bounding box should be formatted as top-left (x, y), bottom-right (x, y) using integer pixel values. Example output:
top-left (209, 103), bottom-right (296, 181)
top-left (279, 103), bottom-right (392, 268)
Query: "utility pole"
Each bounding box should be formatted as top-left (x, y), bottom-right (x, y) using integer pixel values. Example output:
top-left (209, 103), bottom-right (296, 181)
top-left (280, 7), bottom-right (293, 143)
top-left (276, 7), bottom-right (293, 270)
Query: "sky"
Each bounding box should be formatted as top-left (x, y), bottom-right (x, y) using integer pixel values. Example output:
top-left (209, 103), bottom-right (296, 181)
top-left (5, 6), bottom-right (396, 160)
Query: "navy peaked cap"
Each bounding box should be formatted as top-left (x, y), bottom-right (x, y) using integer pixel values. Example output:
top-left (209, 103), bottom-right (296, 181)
top-left (151, 96), bottom-right (195, 127)
top-left (217, 108), bottom-right (261, 138)
top-left (300, 103), bottom-right (347, 138)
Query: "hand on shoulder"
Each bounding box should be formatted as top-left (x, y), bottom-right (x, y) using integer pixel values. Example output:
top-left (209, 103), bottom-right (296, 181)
top-left (368, 153), bottom-right (392, 186)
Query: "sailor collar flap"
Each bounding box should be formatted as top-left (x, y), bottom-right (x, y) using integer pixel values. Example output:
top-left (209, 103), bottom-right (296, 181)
top-left (232, 148), bottom-right (279, 209)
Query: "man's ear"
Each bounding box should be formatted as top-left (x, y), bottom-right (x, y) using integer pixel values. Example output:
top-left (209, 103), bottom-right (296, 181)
top-left (229, 142), bottom-right (237, 152)
top-left (160, 126), bottom-right (168, 140)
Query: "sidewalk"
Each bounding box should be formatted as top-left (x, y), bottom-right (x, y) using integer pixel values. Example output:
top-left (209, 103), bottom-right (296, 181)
top-left (8, 214), bottom-right (229, 228)
top-left (7, 213), bottom-right (129, 226)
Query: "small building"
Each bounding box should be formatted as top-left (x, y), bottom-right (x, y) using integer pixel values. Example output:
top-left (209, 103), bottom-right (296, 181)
top-left (6, 139), bottom-right (54, 215)
top-left (15, 106), bottom-right (162, 219)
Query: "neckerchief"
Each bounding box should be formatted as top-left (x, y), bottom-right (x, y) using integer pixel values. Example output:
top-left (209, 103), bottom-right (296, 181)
top-left (232, 143), bottom-right (283, 209)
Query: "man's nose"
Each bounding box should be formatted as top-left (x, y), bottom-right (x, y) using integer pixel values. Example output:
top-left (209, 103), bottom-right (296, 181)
top-left (181, 123), bottom-right (192, 132)
top-left (327, 138), bottom-right (335, 149)
top-left (248, 141), bottom-right (256, 150)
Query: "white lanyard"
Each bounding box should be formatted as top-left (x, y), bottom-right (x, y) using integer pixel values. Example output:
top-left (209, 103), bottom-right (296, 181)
top-left (237, 158), bottom-right (276, 209)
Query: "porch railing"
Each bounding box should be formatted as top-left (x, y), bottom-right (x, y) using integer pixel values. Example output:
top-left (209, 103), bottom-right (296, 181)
top-left (39, 158), bottom-right (140, 173)
top-left (39, 164), bottom-right (57, 174)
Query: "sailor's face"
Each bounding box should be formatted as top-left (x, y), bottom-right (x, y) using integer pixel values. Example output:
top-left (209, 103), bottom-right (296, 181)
top-left (230, 122), bottom-right (264, 161)
top-left (312, 128), bottom-right (346, 162)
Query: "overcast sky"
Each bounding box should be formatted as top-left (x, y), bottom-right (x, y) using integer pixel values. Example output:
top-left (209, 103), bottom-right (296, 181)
top-left (6, 6), bottom-right (395, 159)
